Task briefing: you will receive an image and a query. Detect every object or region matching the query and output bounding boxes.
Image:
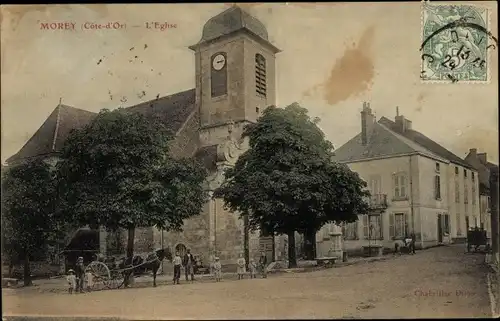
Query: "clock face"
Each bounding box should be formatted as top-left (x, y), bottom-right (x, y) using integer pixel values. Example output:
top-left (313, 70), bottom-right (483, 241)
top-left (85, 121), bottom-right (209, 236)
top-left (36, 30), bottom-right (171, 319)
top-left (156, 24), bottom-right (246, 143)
top-left (212, 54), bottom-right (226, 71)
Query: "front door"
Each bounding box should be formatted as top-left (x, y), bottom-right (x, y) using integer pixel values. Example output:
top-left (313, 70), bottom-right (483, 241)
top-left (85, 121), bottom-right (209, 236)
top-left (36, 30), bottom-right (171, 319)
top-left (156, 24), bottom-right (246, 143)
top-left (437, 214), bottom-right (443, 243)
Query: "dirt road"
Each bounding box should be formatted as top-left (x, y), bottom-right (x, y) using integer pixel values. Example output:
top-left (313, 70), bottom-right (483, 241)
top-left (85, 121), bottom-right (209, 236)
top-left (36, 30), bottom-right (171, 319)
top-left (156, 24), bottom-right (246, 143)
top-left (2, 245), bottom-right (493, 319)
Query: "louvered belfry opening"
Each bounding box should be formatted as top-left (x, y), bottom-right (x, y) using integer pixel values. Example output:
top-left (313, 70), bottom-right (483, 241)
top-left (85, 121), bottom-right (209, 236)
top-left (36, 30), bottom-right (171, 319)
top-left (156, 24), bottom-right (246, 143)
top-left (255, 54), bottom-right (266, 97)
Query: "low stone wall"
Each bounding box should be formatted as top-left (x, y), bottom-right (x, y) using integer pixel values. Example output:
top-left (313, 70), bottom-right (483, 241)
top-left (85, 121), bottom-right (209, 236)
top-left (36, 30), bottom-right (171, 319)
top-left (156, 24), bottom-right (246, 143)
top-left (2, 261), bottom-right (62, 279)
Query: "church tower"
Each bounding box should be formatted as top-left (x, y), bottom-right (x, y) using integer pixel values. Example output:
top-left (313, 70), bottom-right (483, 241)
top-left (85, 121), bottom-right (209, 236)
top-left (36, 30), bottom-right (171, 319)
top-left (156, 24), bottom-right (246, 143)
top-left (189, 5), bottom-right (281, 147)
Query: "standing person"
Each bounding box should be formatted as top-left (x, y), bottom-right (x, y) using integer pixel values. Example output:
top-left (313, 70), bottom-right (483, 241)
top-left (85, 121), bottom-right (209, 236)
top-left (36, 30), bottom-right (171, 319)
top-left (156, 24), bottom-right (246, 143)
top-left (85, 268), bottom-right (93, 292)
top-left (172, 251), bottom-right (182, 285)
top-left (75, 256), bottom-right (85, 293)
top-left (66, 269), bottom-right (76, 294)
top-left (236, 253), bottom-right (246, 280)
top-left (410, 232), bottom-right (417, 254)
top-left (259, 252), bottom-right (268, 278)
top-left (183, 249), bottom-right (195, 282)
top-left (213, 257), bottom-right (222, 282)
top-left (249, 259), bottom-right (258, 279)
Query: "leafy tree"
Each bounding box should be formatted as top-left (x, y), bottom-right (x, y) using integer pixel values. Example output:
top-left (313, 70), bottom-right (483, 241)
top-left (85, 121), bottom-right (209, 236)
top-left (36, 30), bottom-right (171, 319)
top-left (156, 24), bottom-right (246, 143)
top-left (214, 103), bottom-right (370, 267)
top-left (56, 109), bottom-right (208, 285)
top-left (1, 159), bottom-right (62, 285)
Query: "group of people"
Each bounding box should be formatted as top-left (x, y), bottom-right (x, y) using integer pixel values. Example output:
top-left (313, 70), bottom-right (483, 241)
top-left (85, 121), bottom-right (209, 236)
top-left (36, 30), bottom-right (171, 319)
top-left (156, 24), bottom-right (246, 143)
top-left (66, 256), bottom-right (94, 294)
top-left (236, 252), bottom-right (268, 280)
top-left (172, 249), bottom-right (197, 284)
top-left (66, 249), bottom-right (272, 293)
top-left (171, 249), bottom-right (270, 284)
top-left (394, 233), bottom-right (417, 255)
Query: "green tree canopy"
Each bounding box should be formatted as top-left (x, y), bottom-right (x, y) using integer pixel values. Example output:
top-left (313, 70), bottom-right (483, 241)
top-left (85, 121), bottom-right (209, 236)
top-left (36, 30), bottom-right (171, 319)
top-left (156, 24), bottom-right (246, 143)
top-left (56, 109), bottom-right (208, 283)
top-left (1, 159), bottom-right (62, 285)
top-left (214, 103), bottom-right (370, 266)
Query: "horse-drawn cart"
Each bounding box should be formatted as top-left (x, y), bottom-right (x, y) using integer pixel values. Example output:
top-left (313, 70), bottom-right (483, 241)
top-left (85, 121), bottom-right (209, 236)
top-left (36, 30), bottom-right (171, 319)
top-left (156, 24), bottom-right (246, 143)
top-left (75, 248), bottom-right (172, 291)
top-left (86, 260), bottom-right (125, 290)
top-left (466, 229), bottom-right (488, 252)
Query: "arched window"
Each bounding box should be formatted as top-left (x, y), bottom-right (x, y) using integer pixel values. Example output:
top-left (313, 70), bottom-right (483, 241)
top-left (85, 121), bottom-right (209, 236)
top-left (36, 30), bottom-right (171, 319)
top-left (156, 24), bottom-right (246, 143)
top-left (175, 243), bottom-right (187, 257)
top-left (255, 54), bottom-right (266, 97)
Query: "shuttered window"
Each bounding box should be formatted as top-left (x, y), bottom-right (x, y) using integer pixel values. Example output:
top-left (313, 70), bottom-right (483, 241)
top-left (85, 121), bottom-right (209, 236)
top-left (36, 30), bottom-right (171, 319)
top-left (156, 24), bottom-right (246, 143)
top-left (255, 54), bottom-right (266, 97)
top-left (344, 221), bottom-right (358, 240)
top-left (434, 175), bottom-right (441, 200)
top-left (390, 213), bottom-right (408, 239)
top-left (363, 215), bottom-right (369, 239)
top-left (393, 173), bottom-right (408, 199)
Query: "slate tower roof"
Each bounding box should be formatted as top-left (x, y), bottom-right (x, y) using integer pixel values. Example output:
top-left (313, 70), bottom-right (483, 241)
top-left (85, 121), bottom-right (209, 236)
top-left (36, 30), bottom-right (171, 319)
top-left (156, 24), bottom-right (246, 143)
top-left (199, 5), bottom-right (268, 44)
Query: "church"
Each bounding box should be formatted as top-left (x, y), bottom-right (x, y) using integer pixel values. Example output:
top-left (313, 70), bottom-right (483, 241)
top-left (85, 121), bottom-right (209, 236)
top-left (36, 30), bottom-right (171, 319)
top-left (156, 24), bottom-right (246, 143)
top-left (6, 6), bottom-right (288, 266)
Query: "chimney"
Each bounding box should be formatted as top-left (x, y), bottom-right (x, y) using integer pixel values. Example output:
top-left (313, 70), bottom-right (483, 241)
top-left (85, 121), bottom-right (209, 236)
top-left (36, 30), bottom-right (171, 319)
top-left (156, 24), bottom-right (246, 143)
top-left (478, 152), bottom-right (487, 164)
top-left (361, 102), bottom-right (375, 145)
top-left (395, 107), bottom-right (412, 133)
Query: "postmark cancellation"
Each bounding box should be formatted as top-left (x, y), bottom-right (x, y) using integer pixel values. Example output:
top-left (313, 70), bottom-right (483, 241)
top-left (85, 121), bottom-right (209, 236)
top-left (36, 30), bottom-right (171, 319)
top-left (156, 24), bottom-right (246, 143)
top-left (421, 3), bottom-right (494, 83)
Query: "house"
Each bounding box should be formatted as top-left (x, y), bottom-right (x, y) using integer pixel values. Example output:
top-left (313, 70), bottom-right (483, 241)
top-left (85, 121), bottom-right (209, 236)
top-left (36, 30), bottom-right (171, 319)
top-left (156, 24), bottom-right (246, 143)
top-left (464, 149), bottom-right (499, 239)
top-left (316, 103), bottom-right (480, 256)
top-left (4, 5), bottom-right (287, 265)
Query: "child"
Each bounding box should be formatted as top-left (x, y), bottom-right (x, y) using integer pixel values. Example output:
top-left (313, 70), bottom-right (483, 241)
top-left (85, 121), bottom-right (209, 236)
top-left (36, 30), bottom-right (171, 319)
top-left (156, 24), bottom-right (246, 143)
top-left (85, 268), bottom-right (93, 292)
top-left (249, 259), bottom-right (257, 279)
top-left (259, 252), bottom-right (268, 278)
top-left (66, 269), bottom-right (76, 294)
top-left (172, 251), bottom-right (182, 284)
top-left (213, 257), bottom-right (222, 282)
top-left (236, 253), bottom-right (246, 280)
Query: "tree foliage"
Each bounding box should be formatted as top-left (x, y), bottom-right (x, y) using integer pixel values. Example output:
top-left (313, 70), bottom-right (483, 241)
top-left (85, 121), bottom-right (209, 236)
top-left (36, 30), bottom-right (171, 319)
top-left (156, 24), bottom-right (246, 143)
top-left (56, 109), bottom-right (209, 270)
top-left (214, 103), bottom-right (370, 265)
top-left (1, 159), bottom-right (62, 285)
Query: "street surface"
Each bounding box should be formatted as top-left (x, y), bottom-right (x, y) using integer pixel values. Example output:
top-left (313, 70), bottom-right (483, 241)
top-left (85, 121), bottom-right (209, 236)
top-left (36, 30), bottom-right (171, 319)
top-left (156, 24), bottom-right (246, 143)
top-left (2, 245), bottom-right (494, 319)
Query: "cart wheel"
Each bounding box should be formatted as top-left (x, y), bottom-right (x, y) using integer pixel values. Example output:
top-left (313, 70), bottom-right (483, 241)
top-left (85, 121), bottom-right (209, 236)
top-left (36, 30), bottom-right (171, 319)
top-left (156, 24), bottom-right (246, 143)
top-left (107, 270), bottom-right (125, 289)
top-left (87, 261), bottom-right (110, 291)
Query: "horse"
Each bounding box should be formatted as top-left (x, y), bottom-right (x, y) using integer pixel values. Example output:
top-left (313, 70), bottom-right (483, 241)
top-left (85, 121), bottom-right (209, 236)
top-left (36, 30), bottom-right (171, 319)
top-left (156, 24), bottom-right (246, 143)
top-left (119, 248), bottom-right (172, 287)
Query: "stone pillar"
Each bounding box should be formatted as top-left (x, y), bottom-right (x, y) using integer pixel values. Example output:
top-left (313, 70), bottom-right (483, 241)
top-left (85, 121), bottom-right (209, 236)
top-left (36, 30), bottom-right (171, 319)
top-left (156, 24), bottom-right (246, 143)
top-left (490, 168), bottom-right (499, 267)
top-left (328, 225), bottom-right (343, 258)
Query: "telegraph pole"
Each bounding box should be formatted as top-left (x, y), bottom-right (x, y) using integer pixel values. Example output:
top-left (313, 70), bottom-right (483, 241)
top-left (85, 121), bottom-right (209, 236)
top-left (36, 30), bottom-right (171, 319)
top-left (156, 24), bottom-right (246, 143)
top-left (490, 167), bottom-right (499, 267)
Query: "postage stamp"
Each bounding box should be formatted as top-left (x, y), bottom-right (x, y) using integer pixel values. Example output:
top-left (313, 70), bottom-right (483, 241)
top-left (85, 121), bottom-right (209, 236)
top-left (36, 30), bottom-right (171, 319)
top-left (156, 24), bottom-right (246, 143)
top-left (421, 3), bottom-right (492, 83)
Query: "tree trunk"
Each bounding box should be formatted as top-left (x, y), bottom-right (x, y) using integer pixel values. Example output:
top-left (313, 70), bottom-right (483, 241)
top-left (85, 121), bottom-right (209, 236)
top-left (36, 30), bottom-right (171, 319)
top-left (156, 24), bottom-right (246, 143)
top-left (124, 226), bottom-right (135, 287)
top-left (244, 214), bottom-right (250, 270)
top-left (23, 252), bottom-right (32, 286)
top-left (304, 228), bottom-right (317, 260)
top-left (8, 261), bottom-right (14, 278)
top-left (287, 231), bottom-right (297, 268)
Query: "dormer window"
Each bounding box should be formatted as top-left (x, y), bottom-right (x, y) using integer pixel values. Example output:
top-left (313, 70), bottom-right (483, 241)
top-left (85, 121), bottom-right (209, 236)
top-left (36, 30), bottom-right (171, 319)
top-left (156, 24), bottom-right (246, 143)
top-left (255, 54), bottom-right (266, 97)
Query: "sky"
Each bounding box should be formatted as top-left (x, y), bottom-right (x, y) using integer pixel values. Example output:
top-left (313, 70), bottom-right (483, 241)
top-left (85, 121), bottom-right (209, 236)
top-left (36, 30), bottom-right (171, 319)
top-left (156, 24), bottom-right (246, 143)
top-left (1, 2), bottom-right (498, 164)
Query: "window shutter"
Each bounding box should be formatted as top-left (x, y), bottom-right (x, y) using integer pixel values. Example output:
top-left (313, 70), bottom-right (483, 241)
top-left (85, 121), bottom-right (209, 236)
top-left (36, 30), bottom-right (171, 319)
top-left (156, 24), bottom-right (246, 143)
top-left (363, 215), bottom-right (369, 239)
top-left (389, 213), bottom-right (395, 239)
top-left (400, 176), bottom-right (406, 197)
top-left (393, 175), bottom-right (399, 198)
top-left (403, 213), bottom-right (409, 237)
top-left (354, 221), bottom-right (359, 239)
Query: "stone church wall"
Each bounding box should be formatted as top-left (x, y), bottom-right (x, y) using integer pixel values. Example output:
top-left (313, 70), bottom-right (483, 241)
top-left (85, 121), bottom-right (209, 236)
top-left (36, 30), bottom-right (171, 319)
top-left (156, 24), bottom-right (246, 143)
top-left (169, 110), bottom-right (200, 158)
top-left (153, 202), bottom-right (211, 262)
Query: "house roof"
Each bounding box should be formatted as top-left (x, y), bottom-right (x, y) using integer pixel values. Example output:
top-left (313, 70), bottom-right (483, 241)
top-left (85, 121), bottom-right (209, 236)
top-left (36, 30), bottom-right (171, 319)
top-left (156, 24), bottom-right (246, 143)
top-left (378, 117), bottom-right (473, 168)
top-left (6, 89), bottom-right (196, 164)
top-left (464, 152), bottom-right (499, 192)
top-left (333, 116), bottom-right (474, 169)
